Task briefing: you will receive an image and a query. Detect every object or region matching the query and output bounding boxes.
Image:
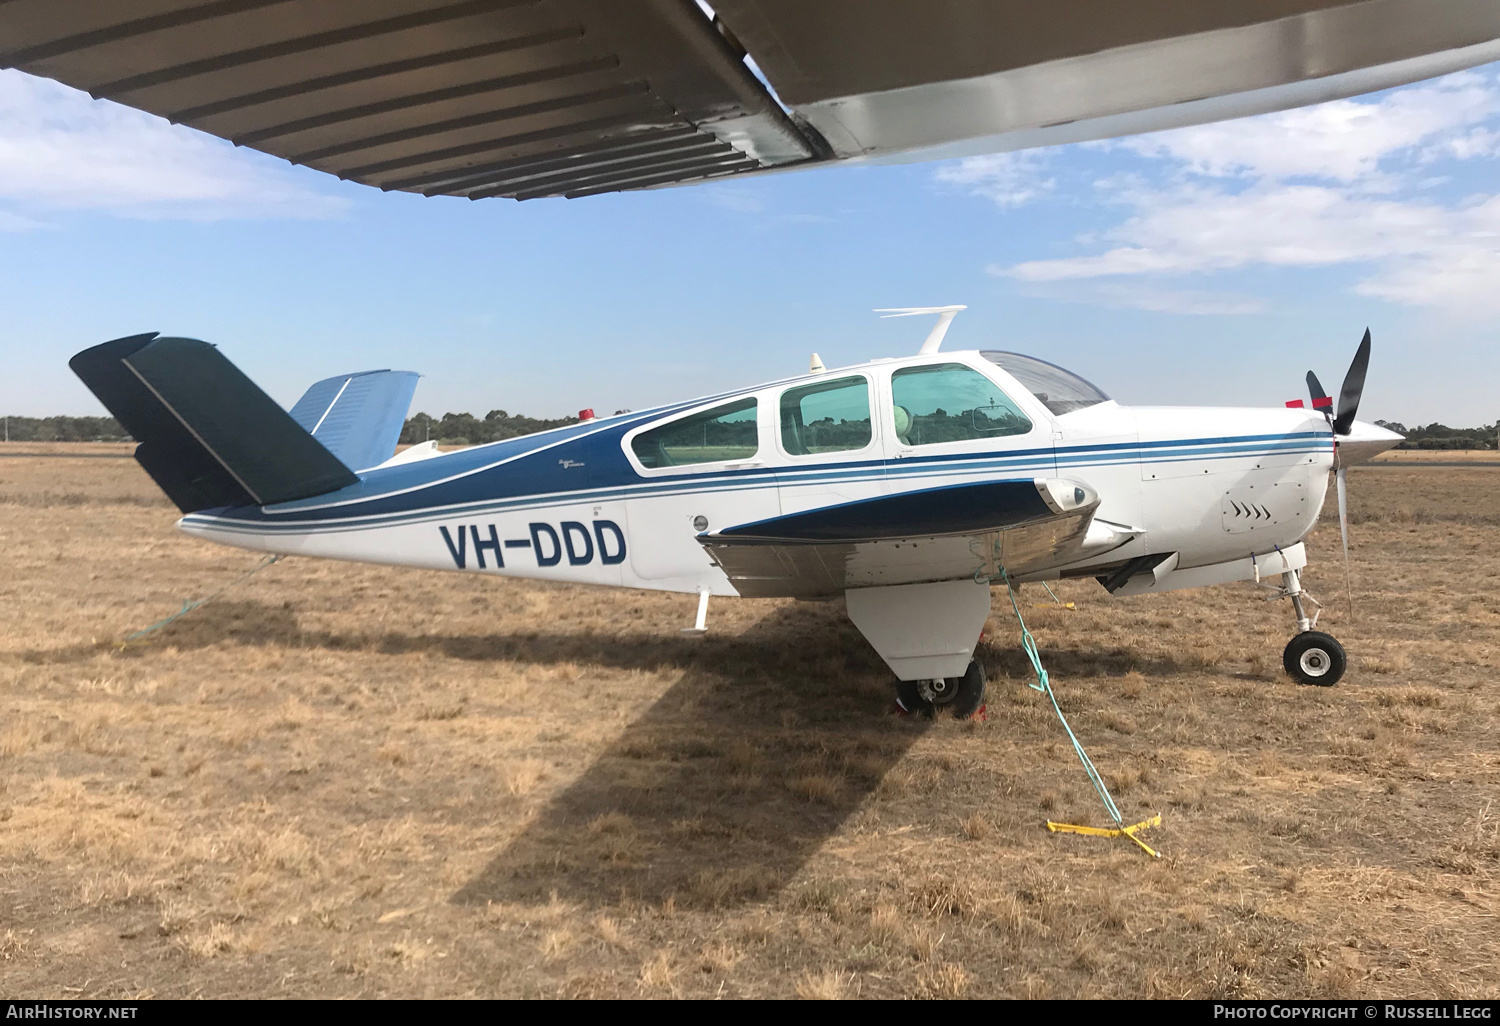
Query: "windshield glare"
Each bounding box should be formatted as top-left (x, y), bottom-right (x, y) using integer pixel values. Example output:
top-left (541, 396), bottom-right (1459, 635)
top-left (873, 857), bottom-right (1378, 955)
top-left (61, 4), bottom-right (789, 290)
top-left (980, 351), bottom-right (1109, 416)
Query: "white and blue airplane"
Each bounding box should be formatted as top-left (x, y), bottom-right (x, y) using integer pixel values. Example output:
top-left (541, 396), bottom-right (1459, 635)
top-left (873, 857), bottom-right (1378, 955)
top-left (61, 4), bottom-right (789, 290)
top-left (71, 310), bottom-right (1400, 716)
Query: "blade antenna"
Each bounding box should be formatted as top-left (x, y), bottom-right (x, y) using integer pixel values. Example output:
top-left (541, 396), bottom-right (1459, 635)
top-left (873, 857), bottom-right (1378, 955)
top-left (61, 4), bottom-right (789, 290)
top-left (875, 305), bottom-right (967, 354)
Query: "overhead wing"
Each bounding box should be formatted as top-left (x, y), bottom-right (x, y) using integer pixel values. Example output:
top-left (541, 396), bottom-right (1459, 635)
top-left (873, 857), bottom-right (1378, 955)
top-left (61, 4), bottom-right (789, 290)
top-left (2, 1), bottom-right (1497, 201)
top-left (701, 478), bottom-right (1100, 598)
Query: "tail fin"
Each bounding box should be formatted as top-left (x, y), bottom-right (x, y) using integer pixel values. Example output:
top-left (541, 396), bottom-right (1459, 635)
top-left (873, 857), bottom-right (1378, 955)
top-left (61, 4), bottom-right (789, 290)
top-left (70, 333), bottom-right (358, 513)
top-left (288, 369), bottom-right (419, 471)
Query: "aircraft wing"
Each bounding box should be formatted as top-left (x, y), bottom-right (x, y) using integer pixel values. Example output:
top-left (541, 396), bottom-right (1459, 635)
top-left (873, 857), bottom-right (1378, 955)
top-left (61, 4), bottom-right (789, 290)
top-left (2, 1), bottom-right (1498, 202)
top-left (700, 478), bottom-right (1100, 598)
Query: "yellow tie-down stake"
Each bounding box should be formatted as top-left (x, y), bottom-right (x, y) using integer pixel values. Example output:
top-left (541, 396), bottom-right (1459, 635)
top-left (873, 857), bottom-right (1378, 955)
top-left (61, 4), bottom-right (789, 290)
top-left (1047, 814), bottom-right (1162, 858)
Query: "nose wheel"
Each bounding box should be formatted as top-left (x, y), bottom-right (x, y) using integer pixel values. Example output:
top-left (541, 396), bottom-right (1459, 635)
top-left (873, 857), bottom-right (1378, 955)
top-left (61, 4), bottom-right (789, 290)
top-left (1274, 566), bottom-right (1346, 686)
top-left (895, 657), bottom-right (987, 718)
top-left (1283, 631), bottom-right (1346, 686)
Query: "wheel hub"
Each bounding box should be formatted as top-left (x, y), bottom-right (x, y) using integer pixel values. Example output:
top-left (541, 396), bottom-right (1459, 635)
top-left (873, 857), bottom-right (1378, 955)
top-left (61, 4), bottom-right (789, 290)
top-left (1299, 647), bottom-right (1330, 677)
top-left (917, 678), bottom-right (955, 705)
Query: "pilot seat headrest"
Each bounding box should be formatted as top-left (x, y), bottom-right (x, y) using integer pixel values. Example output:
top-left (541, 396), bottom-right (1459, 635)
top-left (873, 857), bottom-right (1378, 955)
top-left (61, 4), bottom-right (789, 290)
top-left (893, 405), bottom-right (912, 438)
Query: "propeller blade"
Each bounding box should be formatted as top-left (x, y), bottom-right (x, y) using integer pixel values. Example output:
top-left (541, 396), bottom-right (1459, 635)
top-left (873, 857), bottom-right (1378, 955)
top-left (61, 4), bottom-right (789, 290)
top-left (1306, 371), bottom-right (1329, 405)
top-left (1333, 329), bottom-right (1372, 436)
top-left (1336, 466), bottom-right (1354, 621)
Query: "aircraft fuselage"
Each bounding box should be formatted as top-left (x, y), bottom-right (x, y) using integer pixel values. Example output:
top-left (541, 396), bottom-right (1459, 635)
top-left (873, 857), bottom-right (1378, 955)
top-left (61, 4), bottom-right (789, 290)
top-left (177, 350), bottom-right (1363, 600)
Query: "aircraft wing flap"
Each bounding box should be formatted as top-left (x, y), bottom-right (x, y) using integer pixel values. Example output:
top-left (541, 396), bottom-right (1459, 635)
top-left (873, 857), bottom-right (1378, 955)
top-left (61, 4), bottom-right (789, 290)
top-left (701, 478), bottom-right (1100, 598)
top-left (0, 0), bottom-right (816, 201)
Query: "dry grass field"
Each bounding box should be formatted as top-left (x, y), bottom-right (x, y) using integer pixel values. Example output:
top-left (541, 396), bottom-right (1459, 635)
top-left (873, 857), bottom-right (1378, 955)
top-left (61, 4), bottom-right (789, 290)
top-left (0, 444), bottom-right (1496, 999)
top-left (1370, 451), bottom-right (1500, 465)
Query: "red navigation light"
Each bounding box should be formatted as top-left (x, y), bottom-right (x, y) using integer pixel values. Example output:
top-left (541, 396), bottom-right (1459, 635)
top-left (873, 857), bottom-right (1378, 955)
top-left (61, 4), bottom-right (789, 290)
top-left (578, 408), bottom-right (595, 421)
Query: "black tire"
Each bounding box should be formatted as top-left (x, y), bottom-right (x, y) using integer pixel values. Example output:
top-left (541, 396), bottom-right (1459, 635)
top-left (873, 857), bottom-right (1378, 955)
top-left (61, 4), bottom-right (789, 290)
top-left (896, 658), bottom-right (987, 718)
top-left (1283, 631), bottom-right (1346, 686)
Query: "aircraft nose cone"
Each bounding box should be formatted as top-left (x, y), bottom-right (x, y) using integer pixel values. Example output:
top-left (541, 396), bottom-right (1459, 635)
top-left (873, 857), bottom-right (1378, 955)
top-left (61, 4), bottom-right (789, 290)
top-left (1338, 419), bottom-right (1404, 465)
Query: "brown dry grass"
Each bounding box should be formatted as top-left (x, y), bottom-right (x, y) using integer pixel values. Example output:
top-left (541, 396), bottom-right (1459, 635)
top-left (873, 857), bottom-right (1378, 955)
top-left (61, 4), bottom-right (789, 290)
top-left (0, 444), bottom-right (1496, 998)
top-left (1369, 450), bottom-right (1500, 465)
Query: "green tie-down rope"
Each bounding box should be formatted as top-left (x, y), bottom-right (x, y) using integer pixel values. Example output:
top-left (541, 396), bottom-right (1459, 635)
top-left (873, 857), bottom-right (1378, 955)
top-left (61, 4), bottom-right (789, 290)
top-left (123, 554), bottom-right (282, 643)
top-left (990, 567), bottom-right (1162, 857)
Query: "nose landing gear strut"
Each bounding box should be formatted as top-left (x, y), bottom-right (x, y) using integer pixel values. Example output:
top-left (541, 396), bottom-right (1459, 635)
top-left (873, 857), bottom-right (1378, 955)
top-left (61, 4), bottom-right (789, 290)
top-left (1273, 566), bottom-right (1346, 686)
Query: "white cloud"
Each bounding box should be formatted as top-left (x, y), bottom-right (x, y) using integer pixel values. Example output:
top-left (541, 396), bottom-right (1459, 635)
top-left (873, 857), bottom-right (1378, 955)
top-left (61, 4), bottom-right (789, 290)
top-left (934, 152), bottom-right (1053, 208)
top-left (1094, 285), bottom-right (1266, 316)
top-left (1013, 279), bottom-right (1267, 315)
top-left (1002, 186), bottom-right (1463, 281)
top-left (988, 69), bottom-right (1500, 314)
top-left (1118, 72), bottom-right (1500, 182)
top-left (1432, 126), bottom-right (1500, 161)
top-left (0, 69), bottom-right (348, 221)
top-left (0, 209), bottom-right (45, 231)
top-left (699, 183), bottom-right (837, 225)
top-left (701, 185), bottom-right (765, 213)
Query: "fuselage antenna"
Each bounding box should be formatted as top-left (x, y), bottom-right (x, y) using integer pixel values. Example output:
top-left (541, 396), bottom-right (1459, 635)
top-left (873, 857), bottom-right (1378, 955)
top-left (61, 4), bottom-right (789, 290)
top-left (875, 305), bottom-right (967, 355)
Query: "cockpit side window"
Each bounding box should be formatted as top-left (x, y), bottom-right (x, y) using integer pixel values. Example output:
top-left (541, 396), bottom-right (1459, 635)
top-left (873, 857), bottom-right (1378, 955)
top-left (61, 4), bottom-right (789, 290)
top-left (980, 351), bottom-right (1109, 415)
top-left (779, 375), bottom-right (872, 456)
top-left (889, 363), bottom-right (1031, 446)
top-left (631, 398), bottom-right (757, 468)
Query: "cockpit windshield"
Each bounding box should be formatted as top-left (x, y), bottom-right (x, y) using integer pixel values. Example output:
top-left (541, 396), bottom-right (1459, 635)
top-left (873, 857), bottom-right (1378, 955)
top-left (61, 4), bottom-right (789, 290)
top-left (980, 351), bottom-right (1110, 416)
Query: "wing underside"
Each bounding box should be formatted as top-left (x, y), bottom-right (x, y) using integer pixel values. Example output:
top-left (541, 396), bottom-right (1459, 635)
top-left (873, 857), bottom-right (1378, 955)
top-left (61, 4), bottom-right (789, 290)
top-left (2, 1), bottom-right (1497, 201)
top-left (701, 478), bottom-right (1099, 598)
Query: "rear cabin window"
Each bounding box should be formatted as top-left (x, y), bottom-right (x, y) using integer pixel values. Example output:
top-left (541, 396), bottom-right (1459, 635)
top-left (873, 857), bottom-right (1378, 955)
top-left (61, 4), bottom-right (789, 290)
top-left (889, 363), bottom-right (1031, 446)
top-left (631, 398), bottom-right (758, 468)
top-left (780, 375), bottom-right (873, 455)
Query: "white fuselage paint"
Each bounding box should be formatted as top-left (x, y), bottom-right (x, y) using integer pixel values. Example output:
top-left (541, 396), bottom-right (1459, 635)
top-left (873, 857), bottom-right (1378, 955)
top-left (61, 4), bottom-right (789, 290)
top-left (177, 351), bottom-right (1360, 598)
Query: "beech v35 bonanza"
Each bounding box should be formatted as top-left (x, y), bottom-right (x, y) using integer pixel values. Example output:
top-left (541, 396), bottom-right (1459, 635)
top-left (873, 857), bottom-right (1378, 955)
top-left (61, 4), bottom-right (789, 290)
top-left (70, 315), bottom-right (1401, 716)
top-left (22, 0), bottom-right (1459, 713)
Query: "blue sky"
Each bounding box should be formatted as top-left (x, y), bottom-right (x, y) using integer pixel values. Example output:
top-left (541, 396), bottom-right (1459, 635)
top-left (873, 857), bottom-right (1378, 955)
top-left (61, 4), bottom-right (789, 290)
top-left (2, 63), bottom-right (1499, 426)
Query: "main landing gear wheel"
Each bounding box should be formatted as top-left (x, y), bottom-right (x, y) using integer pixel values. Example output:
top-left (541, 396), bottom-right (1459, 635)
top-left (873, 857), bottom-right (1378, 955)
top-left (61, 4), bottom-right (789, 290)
top-left (1283, 631), bottom-right (1346, 686)
top-left (896, 658), bottom-right (987, 719)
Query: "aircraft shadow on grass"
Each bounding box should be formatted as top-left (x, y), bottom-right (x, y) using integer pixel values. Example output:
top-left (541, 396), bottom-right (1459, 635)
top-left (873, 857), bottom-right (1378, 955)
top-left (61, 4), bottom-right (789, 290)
top-left (22, 596), bottom-right (1218, 682)
top-left (449, 601), bottom-right (932, 910)
top-left (17, 596), bottom-right (1220, 908)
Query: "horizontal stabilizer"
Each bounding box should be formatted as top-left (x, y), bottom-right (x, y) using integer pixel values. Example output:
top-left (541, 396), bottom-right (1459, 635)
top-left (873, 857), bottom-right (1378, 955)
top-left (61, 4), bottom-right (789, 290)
top-left (70, 334), bottom-right (358, 513)
top-left (289, 370), bottom-right (419, 472)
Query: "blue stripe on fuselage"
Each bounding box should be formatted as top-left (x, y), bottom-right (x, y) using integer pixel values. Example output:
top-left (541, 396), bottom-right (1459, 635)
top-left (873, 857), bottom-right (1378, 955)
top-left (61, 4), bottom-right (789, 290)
top-left (183, 427), bottom-right (1331, 536)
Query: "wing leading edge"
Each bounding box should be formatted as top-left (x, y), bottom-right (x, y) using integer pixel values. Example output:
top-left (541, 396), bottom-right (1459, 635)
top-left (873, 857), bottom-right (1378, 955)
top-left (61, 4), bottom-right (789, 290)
top-left (701, 478), bottom-right (1100, 598)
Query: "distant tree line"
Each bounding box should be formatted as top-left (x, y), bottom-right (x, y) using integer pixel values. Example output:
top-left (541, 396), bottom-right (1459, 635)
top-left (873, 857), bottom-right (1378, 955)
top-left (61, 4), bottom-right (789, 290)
top-left (1375, 420), bottom-right (1498, 450)
top-left (0, 415), bottom-right (128, 442)
top-left (1, 410), bottom-right (587, 445)
top-left (7, 411), bottom-right (1494, 451)
top-left (399, 410), bottom-right (582, 446)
